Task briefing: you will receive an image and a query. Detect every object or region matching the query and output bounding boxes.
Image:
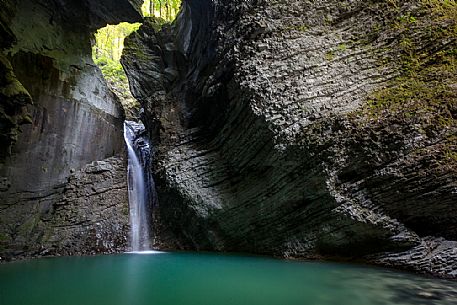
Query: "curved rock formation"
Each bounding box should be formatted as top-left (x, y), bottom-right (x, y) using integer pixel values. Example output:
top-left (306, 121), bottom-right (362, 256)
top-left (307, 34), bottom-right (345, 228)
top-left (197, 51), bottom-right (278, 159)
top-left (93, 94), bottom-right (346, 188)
top-left (122, 0), bottom-right (457, 277)
top-left (0, 0), bottom-right (142, 259)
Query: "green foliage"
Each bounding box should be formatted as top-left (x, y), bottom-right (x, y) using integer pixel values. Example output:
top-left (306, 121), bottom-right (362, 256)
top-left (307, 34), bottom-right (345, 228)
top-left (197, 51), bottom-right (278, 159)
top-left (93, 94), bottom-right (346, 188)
top-left (397, 13), bottom-right (417, 25)
top-left (92, 22), bottom-right (140, 105)
top-left (366, 63), bottom-right (456, 129)
top-left (445, 145), bottom-right (457, 161)
top-left (141, 0), bottom-right (182, 21)
top-left (91, 1), bottom-right (181, 117)
top-left (94, 56), bottom-right (127, 82)
top-left (92, 1), bottom-right (182, 87)
top-left (93, 23), bottom-right (141, 63)
top-left (93, 54), bottom-right (140, 117)
top-left (422, 0), bottom-right (457, 16)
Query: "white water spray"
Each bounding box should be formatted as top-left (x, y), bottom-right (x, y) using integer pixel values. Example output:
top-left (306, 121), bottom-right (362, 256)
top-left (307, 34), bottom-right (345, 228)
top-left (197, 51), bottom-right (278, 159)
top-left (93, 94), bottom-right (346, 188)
top-left (124, 121), bottom-right (151, 251)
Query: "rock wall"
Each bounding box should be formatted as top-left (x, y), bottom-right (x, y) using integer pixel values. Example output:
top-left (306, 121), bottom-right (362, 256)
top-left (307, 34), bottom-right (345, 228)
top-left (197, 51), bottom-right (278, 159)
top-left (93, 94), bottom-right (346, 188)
top-left (123, 0), bottom-right (457, 278)
top-left (0, 0), bottom-right (142, 259)
top-left (0, 156), bottom-right (130, 258)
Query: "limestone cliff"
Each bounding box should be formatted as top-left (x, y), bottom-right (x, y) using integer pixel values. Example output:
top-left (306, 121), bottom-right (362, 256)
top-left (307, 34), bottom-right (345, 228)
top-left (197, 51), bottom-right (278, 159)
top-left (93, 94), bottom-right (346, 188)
top-left (0, 0), bottom-right (142, 259)
top-left (122, 0), bottom-right (457, 278)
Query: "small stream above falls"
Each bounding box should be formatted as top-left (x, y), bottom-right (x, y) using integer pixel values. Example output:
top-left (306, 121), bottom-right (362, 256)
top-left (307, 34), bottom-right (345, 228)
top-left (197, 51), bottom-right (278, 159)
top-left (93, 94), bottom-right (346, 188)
top-left (123, 121), bottom-right (156, 252)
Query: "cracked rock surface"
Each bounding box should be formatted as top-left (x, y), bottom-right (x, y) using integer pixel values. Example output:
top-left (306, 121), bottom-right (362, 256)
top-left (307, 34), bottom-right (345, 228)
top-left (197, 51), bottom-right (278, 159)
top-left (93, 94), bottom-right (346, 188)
top-left (0, 156), bottom-right (130, 259)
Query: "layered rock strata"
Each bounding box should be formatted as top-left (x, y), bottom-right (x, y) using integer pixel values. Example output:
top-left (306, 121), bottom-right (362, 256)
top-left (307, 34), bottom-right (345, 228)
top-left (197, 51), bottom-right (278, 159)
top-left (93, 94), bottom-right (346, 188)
top-left (0, 0), bottom-right (142, 258)
top-left (0, 156), bottom-right (130, 259)
top-left (123, 0), bottom-right (457, 278)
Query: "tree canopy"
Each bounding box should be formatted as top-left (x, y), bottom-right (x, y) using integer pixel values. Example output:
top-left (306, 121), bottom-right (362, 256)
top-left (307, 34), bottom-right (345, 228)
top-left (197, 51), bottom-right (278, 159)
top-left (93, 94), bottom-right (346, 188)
top-left (142, 0), bottom-right (182, 20)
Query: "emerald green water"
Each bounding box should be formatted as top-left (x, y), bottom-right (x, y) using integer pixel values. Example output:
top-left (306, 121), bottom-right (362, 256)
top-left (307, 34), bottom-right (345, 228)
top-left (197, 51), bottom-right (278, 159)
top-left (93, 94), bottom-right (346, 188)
top-left (1, 252), bottom-right (456, 305)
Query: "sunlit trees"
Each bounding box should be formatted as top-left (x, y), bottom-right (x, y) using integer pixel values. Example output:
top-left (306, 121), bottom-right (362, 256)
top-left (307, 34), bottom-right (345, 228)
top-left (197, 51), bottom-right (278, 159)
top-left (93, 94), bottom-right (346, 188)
top-left (92, 22), bottom-right (140, 89)
top-left (92, 22), bottom-right (141, 117)
top-left (91, 0), bottom-right (182, 116)
top-left (93, 23), bottom-right (140, 62)
top-left (142, 0), bottom-right (182, 20)
top-left (93, 0), bottom-right (182, 72)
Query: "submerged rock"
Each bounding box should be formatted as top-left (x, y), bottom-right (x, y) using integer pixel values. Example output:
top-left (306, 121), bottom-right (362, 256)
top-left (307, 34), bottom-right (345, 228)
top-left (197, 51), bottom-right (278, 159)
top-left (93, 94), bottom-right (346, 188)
top-left (122, 0), bottom-right (457, 277)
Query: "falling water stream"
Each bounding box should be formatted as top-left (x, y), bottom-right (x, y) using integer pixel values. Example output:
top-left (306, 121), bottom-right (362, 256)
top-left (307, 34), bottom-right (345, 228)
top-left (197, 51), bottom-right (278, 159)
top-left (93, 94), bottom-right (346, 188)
top-left (123, 121), bottom-right (152, 252)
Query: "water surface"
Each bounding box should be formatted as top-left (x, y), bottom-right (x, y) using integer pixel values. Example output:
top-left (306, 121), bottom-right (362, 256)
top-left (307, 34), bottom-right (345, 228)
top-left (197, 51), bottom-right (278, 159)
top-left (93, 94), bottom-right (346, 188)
top-left (1, 252), bottom-right (456, 305)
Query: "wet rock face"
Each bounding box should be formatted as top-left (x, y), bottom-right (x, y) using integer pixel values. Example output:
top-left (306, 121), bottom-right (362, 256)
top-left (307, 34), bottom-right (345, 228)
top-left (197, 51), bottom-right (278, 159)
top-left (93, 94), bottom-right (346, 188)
top-left (3, 51), bottom-right (125, 193)
top-left (0, 53), bottom-right (32, 158)
top-left (0, 0), bottom-right (31, 158)
top-left (0, 0), bottom-right (141, 258)
top-left (0, 156), bottom-right (130, 259)
top-left (123, 0), bottom-right (457, 277)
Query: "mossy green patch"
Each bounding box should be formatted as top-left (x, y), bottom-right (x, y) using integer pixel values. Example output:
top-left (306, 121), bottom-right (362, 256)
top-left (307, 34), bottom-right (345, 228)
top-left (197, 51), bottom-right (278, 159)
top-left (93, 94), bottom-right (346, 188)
top-left (145, 16), bottom-right (169, 32)
top-left (0, 232), bottom-right (9, 242)
top-left (356, 0), bottom-right (457, 167)
top-left (325, 51), bottom-right (335, 61)
top-left (0, 55), bottom-right (32, 104)
top-left (284, 24), bottom-right (309, 33)
top-left (362, 1), bottom-right (457, 119)
top-left (337, 44), bottom-right (347, 52)
top-left (122, 205), bottom-right (130, 216)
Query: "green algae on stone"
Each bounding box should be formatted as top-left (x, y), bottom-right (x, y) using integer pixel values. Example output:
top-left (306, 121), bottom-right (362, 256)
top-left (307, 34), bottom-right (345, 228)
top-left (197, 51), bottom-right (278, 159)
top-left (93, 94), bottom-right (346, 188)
top-left (0, 55), bottom-right (32, 102)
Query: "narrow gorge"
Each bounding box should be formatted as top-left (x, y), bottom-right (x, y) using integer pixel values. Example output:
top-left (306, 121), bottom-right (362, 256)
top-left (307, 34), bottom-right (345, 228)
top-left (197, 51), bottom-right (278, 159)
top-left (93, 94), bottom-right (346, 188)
top-left (1, 0), bottom-right (456, 287)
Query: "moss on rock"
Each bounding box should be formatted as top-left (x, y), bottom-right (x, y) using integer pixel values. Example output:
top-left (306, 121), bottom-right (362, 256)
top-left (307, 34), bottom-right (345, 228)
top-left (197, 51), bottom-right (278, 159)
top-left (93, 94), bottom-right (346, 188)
top-left (355, 0), bottom-right (457, 168)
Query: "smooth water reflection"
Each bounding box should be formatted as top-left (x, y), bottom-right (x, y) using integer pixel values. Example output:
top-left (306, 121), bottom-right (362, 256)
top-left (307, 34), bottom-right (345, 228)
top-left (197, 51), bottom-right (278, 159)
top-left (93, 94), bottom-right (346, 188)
top-left (0, 252), bottom-right (456, 305)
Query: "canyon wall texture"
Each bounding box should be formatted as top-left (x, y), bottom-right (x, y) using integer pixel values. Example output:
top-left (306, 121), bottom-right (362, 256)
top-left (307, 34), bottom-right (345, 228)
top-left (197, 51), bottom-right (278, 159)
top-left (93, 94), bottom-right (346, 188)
top-left (123, 0), bottom-right (457, 278)
top-left (0, 0), bottom-right (142, 259)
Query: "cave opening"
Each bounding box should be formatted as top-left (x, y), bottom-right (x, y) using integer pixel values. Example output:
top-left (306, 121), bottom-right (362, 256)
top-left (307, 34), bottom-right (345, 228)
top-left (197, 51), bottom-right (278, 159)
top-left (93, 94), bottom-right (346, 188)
top-left (91, 0), bottom-right (182, 119)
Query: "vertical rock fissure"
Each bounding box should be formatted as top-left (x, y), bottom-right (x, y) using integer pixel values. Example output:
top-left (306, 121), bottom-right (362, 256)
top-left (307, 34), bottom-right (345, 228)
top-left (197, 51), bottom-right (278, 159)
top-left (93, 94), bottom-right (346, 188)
top-left (124, 120), bottom-right (155, 251)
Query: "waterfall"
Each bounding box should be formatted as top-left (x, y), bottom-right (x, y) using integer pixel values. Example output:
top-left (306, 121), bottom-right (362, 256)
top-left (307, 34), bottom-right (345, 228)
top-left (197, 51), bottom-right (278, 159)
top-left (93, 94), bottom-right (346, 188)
top-left (123, 121), bottom-right (154, 252)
